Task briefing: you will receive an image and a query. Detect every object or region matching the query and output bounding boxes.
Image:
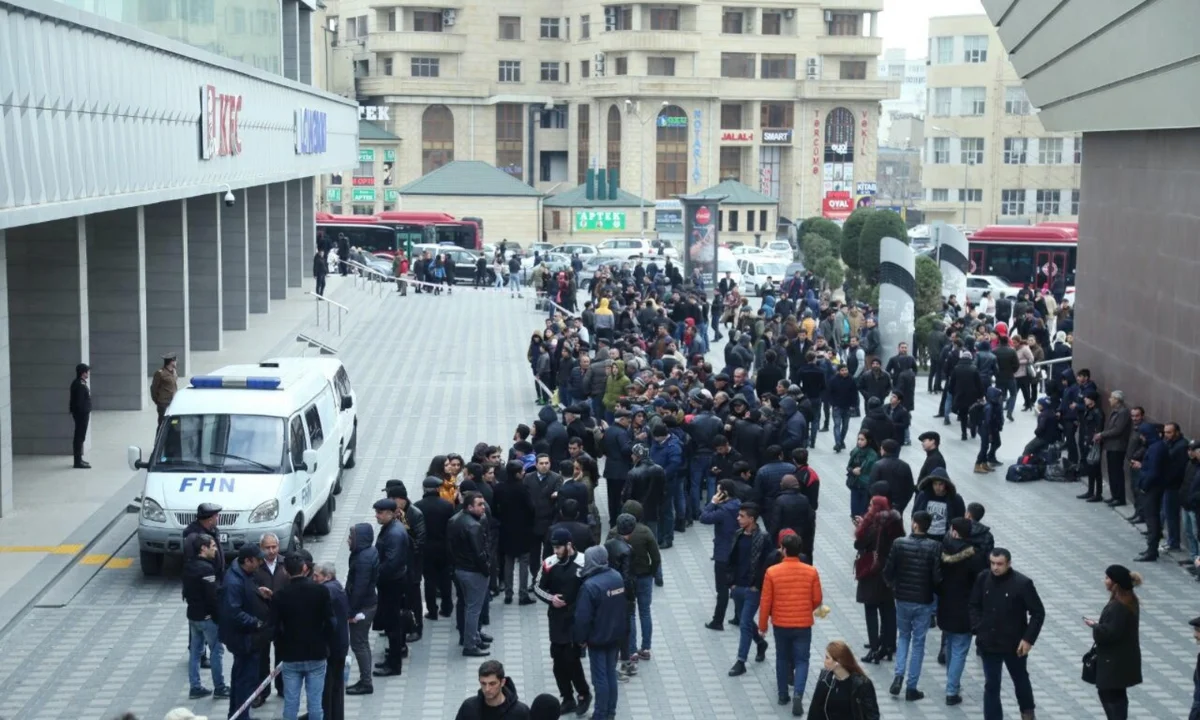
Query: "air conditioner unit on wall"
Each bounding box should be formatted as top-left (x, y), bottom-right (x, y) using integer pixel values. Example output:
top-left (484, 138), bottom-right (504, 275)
top-left (824, 10), bottom-right (832, 22)
top-left (442, 9), bottom-right (456, 26)
top-left (806, 58), bottom-right (820, 80)
top-left (594, 52), bottom-right (606, 76)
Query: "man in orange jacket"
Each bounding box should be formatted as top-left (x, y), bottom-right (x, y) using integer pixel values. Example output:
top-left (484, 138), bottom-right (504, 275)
top-left (758, 533), bottom-right (823, 716)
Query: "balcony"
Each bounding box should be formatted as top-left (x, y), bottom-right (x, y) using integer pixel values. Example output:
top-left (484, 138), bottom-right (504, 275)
top-left (821, 0), bottom-right (884, 11)
top-left (536, 127), bottom-right (569, 152)
top-left (799, 79), bottom-right (899, 102)
top-left (815, 35), bottom-right (883, 57)
top-left (366, 31), bottom-right (467, 54)
top-left (367, 0), bottom-right (462, 7)
top-left (596, 30), bottom-right (702, 54)
top-left (579, 76), bottom-right (713, 98)
top-left (356, 75), bottom-right (488, 98)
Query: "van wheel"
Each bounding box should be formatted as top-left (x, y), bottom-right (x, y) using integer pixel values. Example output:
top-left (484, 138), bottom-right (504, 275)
top-left (140, 551), bottom-right (163, 577)
top-left (311, 496), bottom-right (333, 536)
top-left (344, 424), bottom-right (357, 469)
top-left (333, 443), bottom-right (345, 496)
top-left (287, 519), bottom-right (304, 552)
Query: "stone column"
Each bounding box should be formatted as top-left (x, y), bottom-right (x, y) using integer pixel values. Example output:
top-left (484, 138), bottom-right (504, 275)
top-left (287, 178), bottom-right (304, 288)
top-left (268, 183), bottom-right (288, 300)
top-left (221, 188), bottom-right (249, 331)
top-left (145, 200), bottom-right (191, 375)
top-left (301, 177), bottom-right (315, 279)
top-left (247, 185), bottom-right (270, 313)
top-left (86, 207), bottom-right (148, 411)
top-left (187, 195), bottom-right (223, 352)
top-left (0, 231), bottom-right (12, 515)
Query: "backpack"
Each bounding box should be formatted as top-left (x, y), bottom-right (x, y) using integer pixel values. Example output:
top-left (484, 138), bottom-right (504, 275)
top-left (1006, 463), bottom-right (1043, 483)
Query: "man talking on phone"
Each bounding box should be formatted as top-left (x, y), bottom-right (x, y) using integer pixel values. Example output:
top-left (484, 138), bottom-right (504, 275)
top-left (969, 548), bottom-right (1045, 720)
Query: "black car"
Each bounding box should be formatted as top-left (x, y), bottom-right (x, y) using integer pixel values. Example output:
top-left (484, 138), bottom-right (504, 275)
top-left (412, 244), bottom-right (496, 284)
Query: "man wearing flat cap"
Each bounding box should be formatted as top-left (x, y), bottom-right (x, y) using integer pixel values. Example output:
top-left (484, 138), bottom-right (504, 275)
top-left (183, 503), bottom-right (226, 579)
top-left (152, 352), bottom-right (179, 430)
top-left (385, 480), bottom-right (426, 642)
top-left (372, 498), bottom-right (411, 677)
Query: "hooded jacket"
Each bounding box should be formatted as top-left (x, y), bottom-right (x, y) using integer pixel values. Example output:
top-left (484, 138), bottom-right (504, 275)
top-left (346, 523), bottom-right (380, 614)
top-left (534, 550), bottom-right (587, 645)
top-left (779, 397), bottom-right (808, 455)
top-left (1058, 368), bottom-right (1080, 421)
top-left (859, 398), bottom-right (894, 447)
top-left (538, 405), bottom-right (571, 467)
top-left (981, 386), bottom-right (1005, 433)
top-left (573, 550), bottom-right (628, 648)
top-left (593, 298), bottom-right (615, 330)
top-left (937, 536), bottom-right (984, 634)
top-left (911, 468), bottom-right (966, 539)
top-left (1136, 423), bottom-right (1168, 490)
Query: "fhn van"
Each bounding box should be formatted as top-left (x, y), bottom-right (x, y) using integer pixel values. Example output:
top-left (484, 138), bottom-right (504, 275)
top-left (129, 358), bottom-right (359, 576)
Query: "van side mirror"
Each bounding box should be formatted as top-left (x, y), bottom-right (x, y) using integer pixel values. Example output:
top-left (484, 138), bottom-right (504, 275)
top-left (128, 446), bottom-right (145, 471)
top-left (341, 395), bottom-right (353, 411)
top-left (302, 449), bottom-right (319, 474)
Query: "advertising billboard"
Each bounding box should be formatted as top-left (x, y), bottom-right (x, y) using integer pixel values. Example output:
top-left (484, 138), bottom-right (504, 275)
top-left (680, 195), bottom-right (722, 289)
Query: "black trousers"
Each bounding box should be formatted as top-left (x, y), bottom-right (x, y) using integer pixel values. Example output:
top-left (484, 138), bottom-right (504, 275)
top-left (406, 577), bottom-right (423, 634)
top-left (258, 640), bottom-right (284, 694)
top-left (376, 580), bottom-right (407, 671)
top-left (928, 359), bottom-right (942, 392)
top-left (1143, 487), bottom-right (1165, 555)
top-left (423, 558), bottom-right (453, 615)
top-left (1062, 421), bottom-right (1079, 464)
top-left (228, 650), bottom-right (260, 720)
top-left (712, 560), bottom-right (730, 624)
top-left (322, 654), bottom-right (345, 720)
top-left (864, 600), bottom-right (897, 651)
top-left (605, 477), bottom-right (626, 526)
top-left (1106, 450), bottom-right (1128, 503)
top-left (550, 642), bottom-right (591, 700)
top-left (316, 275), bottom-right (326, 297)
top-left (72, 412), bottom-right (89, 462)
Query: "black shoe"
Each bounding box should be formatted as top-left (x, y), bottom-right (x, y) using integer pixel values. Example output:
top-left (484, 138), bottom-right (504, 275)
top-left (188, 687), bottom-right (212, 699)
top-left (559, 697), bottom-right (578, 714)
top-left (346, 682), bottom-right (374, 695)
top-left (200, 654), bottom-right (210, 669)
top-left (1087, 496), bottom-right (1106, 503)
top-left (728, 660), bottom-right (747, 677)
top-left (406, 631), bottom-right (421, 643)
top-left (213, 685), bottom-right (231, 698)
top-left (574, 695), bottom-right (592, 717)
top-left (1105, 499), bottom-right (1123, 506)
top-left (425, 611), bottom-right (439, 620)
top-left (876, 648), bottom-right (894, 662)
top-left (74, 461), bottom-right (91, 469)
top-left (705, 620), bottom-right (724, 631)
top-left (462, 647), bottom-right (490, 657)
top-left (504, 593), bottom-right (513, 605)
top-left (933, 414), bottom-right (945, 419)
top-left (890, 677), bottom-right (903, 696)
top-left (1134, 552), bottom-right (1158, 562)
top-left (1076, 492), bottom-right (1093, 499)
top-left (1006, 413), bottom-right (1015, 422)
top-left (946, 694), bottom-right (962, 706)
top-left (477, 642), bottom-right (491, 651)
top-left (1126, 515), bottom-right (1145, 524)
top-left (792, 696), bottom-right (805, 716)
top-left (961, 433), bottom-right (968, 441)
top-left (944, 419), bottom-right (951, 426)
top-left (440, 608), bottom-right (453, 617)
top-left (937, 649), bottom-right (946, 665)
top-left (861, 649), bottom-right (879, 664)
top-left (755, 640), bottom-right (768, 663)
top-left (905, 689), bottom-right (925, 701)
top-left (374, 660), bottom-right (390, 669)
top-left (519, 596), bottom-right (537, 606)
top-left (373, 666), bottom-right (402, 677)
top-left (479, 632), bottom-right (494, 643)
top-left (250, 696), bottom-right (266, 709)
top-left (778, 695), bottom-right (791, 706)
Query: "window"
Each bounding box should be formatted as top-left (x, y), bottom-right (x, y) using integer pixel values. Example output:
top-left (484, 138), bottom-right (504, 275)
top-left (383, 57), bottom-right (394, 76)
top-left (762, 12), bottom-right (782, 35)
top-left (540, 17), bottom-right (561, 38)
top-left (760, 210), bottom-right (768, 229)
top-left (614, 56), bottom-right (628, 75)
top-left (934, 36), bottom-right (953, 64)
top-left (303, 406), bottom-right (324, 449)
top-left (647, 57), bottom-right (675, 76)
top-left (551, 211), bottom-right (561, 230)
top-left (499, 16), bottom-right (521, 40)
top-left (498, 60), bottom-right (521, 82)
top-left (722, 11), bottom-right (743, 34)
top-left (721, 53), bottom-right (755, 78)
top-left (386, 10), bottom-right (396, 31)
top-left (931, 137), bottom-right (949, 164)
top-left (156, 414), bottom-right (285, 474)
top-left (343, 15), bottom-right (357, 38)
top-left (963, 35), bottom-right (988, 63)
top-left (650, 8), bottom-right (679, 30)
top-left (411, 57), bottom-right (439, 77)
top-left (1073, 136), bottom-right (1082, 164)
top-left (839, 61), bottom-right (866, 80)
top-left (413, 10), bottom-right (442, 32)
top-left (729, 210), bottom-right (739, 232)
top-left (1036, 189), bottom-right (1061, 215)
top-left (1004, 87), bottom-right (1030, 115)
top-left (289, 416), bottom-right (306, 470)
top-left (577, 104), bottom-right (590, 185)
top-left (721, 103), bottom-right (743, 130)
top-left (958, 188), bottom-right (983, 202)
top-left (720, 147), bottom-right (742, 181)
top-left (762, 54), bottom-right (796, 79)
top-left (1071, 189), bottom-right (1080, 215)
top-left (608, 6), bottom-right (633, 31)
top-left (1000, 189), bottom-right (1025, 216)
top-left (540, 61), bottom-right (561, 82)
top-left (759, 145), bottom-right (781, 198)
top-left (540, 106), bottom-right (568, 128)
top-left (828, 13), bottom-right (860, 36)
top-left (1003, 137), bottom-right (1027, 165)
top-left (580, 14), bottom-right (590, 38)
top-left (960, 137), bottom-right (984, 165)
top-left (496, 104), bottom-right (524, 176)
top-left (1038, 137), bottom-right (1063, 165)
top-left (961, 87), bottom-right (986, 116)
top-left (354, 157), bottom-right (373, 177)
top-left (353, 59), bottom-right (368, 77)
top-left (422, 105), bottom-right (454, 174)
top-left (931, 188), bottom-right (949, 202)
top-left (932, 87), bottom-right (951, 116)
top-left (656, 106), bottom-right (688, 198)
top-left (607, 105), bottom-right (622, 177)
top-left (760, 102), bottom-right (793, 128)
top-left (581, 60), bottom-right (590, 78)
top-left (747, 212), bottom-right (756, 232)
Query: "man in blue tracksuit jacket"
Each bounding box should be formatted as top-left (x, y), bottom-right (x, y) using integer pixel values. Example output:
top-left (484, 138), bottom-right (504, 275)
top-left (700, 480), bottom-right (741, 629)
top-left (574, 545), bottom-right (628, 720)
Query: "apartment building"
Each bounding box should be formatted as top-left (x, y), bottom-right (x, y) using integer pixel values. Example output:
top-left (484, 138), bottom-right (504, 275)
top-left (921, 14), bottom-right (1080, 228)
top-left (326, 0), bottom-right (898, 226)
top-left (877, 47), bottom-right (925, 144)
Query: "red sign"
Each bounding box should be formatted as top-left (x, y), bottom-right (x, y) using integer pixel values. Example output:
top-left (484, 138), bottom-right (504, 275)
top-left (695, 206), bottom-right (711, 225)
top-left (200, 84), bottom-right (243, 160)
top-left (720, 130), bottom-right (754, 143)
top-left (822, 191), bottom-right (853, 220)
top-left (352, 177), bottom-right (374, 186)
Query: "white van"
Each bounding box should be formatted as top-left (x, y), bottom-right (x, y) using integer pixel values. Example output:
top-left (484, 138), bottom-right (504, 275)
top-left (129, 359), bottom-right (358, 576)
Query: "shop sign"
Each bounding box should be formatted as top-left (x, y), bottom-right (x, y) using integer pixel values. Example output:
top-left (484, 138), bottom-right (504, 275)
top-left (353, 177), bottom-right (374, 187)
top-left (351, 189), bottom-right (376, 203)
top-left (720, 130), bottom-right (754, 144)
top-left (200, 84), bottom-right (242, 160)
top-left (856, 182), bottom-right (878, 196)
top-left (822, 191), bottom-right (852, 220)
top-left (811, 110), bottom-right (822, 175)
top-left (294, 108), bottom-right (328, 155)
top-left (325, 188), bottom-right (342, 202)
top-left (657, 115), bottom-right (688, 128)
top-left (761, 128), bottom-right (793, 144)
top-left (358, 106), bottom-right (391, 121)
top-left (359, 149), bottom-right (375, 162)
top-left (384, 149), bottom-right (396, 162)
top-left (385, 189), bottom-right (399, 202)
top-left (575, 210), bottom-right (627, 231)
top-left (860, 110), bottom-right (870, 155)
top-left (692, 110), bottom-right (703, 184)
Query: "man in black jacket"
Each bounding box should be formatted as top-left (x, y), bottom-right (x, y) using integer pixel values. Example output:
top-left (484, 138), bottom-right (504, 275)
top-left (827, 363), bottom-right (858, 452)
top-left (969, 548), bottom-right (1045, 720)
top-left (622, 445), bottom-right (665, 537)
top-left (1164, 422), bottom-right (1190, 552)
top-left (455, 660), bottom-right (532, 720)
top-left (372, 498), bottom-right (410, 677)
top-left (450, 492), bottom-right (493, 657)
top-left (857, 358), bottom-right (892, 404)
top-left (345, 524), bottom-right (378, 695)
top-left (182, 533), bottom-right (229, 699)
top-left (386, 481), bottom-right (427, 642)
top-left (602, 412), bottom-right (634, 526)
top-left (253, 533), bottom-right (290, 702)
top-left (270, 553), bottom-right (334, 720)
top-left (524, 454), bottom-right (564, 580)
top-left (182, 502), bottom-right (225, 671)
top-left (938, 518), bottom-right (985, 706)
top-left (219, 545), bottom-right (270, 720)
top-left (534, 528), bottom-right (592, 715)
top-left (883, 511), bottom-right (942, 702)
top-left (766, 475), bottom-right (815, 560)
top-left (69, 362), bottom-right (91, 468)
top-left (312, 563), bottom-right (350, 720)
top-left (993, 335), bottom-right (1020, 422)
top-left (917, 432), bottom-right (946, 480)
top-left (870, 440), bottom-right (915, 515)
top-left (415, 476), bottom-right (455, 620)
top-left (725, 503), bottom-right (773, 678)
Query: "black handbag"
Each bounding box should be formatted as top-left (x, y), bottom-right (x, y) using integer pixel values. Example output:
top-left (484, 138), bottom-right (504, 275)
top-left (1081, 645), bottom-right (1098, 684)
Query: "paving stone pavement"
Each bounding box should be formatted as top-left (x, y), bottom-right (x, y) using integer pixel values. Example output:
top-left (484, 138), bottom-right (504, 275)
top-left (0, 288), bottom-right (1194, 720)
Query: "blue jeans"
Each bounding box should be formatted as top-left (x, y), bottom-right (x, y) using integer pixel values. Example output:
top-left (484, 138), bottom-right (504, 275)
top-left (981, 652), bottom-right (1035, 720)
top-left (893, 601), bottom-right (933, 690)
top-left (508, 274), bottom-right (521, 293)
top-left (943, 631), bottom-right (973, 697)
top-left (688, 456), bottom-right (713, 520)
top-left (628, 576), bottom-right (653, 654)
top-left (228, 651), bottom-right (259, 720)
top-left (659, 474), bottom-right (681, 546)
top-left (1000, 377), bottom-right (1018, 414)
top-left (832, 407), bottom-right (850, 448)
top-left (807, 400), bottom-right (821, 447)
top-left (730, 586), bottom-right (762, 662)
top-left (588, 646), bottom-right (620, 719)
top-left (1186, 511), bottom-right (1200, 559)
top-left (188, 619), bottom-right (225, 691)
top-left (494, 272), bottom-right (504, 288)
top-left (772, 626), bottom-right (812, 700)
top-left (281, 660), bottom-right (326, 720)
top-left (942, 392), bottom-right (954, 417)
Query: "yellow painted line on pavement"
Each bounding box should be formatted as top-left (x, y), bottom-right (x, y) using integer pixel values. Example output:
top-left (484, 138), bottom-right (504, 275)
top-left (0, 544), bottom-right (85, 555)
top-left (79, 554), bottom-right (112, 566)
top-left (105, 557), bottom-right (134, 569)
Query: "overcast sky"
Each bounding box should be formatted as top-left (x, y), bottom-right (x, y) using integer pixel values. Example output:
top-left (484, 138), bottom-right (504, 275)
top-left (878, 0), bottom-right (987, 56)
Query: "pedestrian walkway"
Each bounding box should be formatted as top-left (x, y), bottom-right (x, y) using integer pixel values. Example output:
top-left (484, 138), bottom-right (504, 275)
top-left (0, 290), bottom-right (1193, 719)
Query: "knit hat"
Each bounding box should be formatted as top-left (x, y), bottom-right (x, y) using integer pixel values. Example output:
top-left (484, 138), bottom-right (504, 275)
top-left (1105, 564), bottom-right (1134, 591)
top-left (616, 513), bottom-right (637, 535)
top-left (550, 527), bottom-right (572, 546)
top-left (529, 694), bottom-right (562, 720)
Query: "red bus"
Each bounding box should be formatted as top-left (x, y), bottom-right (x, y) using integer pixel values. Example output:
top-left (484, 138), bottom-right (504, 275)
top-left (316, 212), bottom-right (482, 256)
top-left (377, 211), bottom-right (482, 250)
top-left (968, 223), bottom-right (1077, 287)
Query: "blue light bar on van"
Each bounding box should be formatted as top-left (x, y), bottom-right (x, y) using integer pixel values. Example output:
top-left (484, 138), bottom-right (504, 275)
top-left (190, 376), bottom-right (281, 390)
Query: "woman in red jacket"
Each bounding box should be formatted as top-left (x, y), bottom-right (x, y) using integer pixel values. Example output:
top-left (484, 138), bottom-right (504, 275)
top-left (854, 495), bottom-right (905, 664)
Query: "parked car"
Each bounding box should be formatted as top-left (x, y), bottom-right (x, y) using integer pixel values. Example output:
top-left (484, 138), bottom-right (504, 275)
top-left (737, 259), bottom-right (791, 297)
top-left (577, 256), bottom-right (626, 292)
top-left (764, 240), bottom-right (796, 260)
top-left (557, 243), bottom-right (600, 259)
top-left (347, 248), bottom-right (392, 279)
top-left (411, 243), bottom-right (496, 284)
top-left (964, 274), bottom-right (1018, 304)
top-left (529, 242), bottom-right (555, 254)
top-left (596, 237), bottom-right (678, 260)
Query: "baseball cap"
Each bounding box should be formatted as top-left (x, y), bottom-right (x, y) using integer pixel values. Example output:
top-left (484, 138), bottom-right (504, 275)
top-left (550, 527), bottom-right (572, 546)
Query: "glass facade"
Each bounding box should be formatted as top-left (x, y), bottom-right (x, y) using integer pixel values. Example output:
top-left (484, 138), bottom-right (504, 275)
top-left (54, 0), bottom-right (282, 75)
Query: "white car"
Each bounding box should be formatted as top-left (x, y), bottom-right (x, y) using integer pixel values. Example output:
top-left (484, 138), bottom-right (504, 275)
top-left (557, 243), bottom-right (599, 258)
top-left (737, 259), bottom-right (791, 297)
top-left (964, 275), bottom-right (1018, 305)
top-left (596, 237), bottom-right (678, 260)
top-left (763, 240), bottom-right (796, 260)
top-left (731, 245), bottom-right (768, 258)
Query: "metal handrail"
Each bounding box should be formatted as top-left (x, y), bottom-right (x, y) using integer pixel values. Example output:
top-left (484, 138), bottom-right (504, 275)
top-left (1032, 356), bottom-right (1072, 370)
top-left (306, 291), bottom-right (349, 335)
top-left (342, 258), bottom-right (393, 296)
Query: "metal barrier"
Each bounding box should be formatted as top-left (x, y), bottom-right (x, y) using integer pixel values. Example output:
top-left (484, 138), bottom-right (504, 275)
top-left (1032, 356), bottom-right (1073, 370)
top-left (307, 292), bottom-right (349, 335)
top-left (342, 259), bottom-right (394, 297)
top-left (230, 663), bottom-right (282, 720)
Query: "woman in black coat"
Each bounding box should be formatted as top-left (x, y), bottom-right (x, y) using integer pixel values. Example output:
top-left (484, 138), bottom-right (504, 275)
top-left (853, 495), bottom-right (904, 663)
top-left (1085, 564), bottom-right (1142, 720)
top-left (491, 461), bottom-right (537, 603)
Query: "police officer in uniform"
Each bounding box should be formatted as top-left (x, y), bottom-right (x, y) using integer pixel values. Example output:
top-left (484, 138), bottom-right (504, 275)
top-left (151, 352), bottom-right (179, 430)
top-left (69, 362), bottom-right (91, 469)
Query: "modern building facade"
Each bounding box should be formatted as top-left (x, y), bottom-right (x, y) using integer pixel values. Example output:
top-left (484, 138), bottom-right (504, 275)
top-left (920, 14), bottom-right (1080, 229)
top-left (0, 0), bottom-right (358, 515)
top-left (982, 0), bottom-right (1200, 430)
top-left (326, 0), bottom-right (898, 230)
top-left (876, 47), bottom-right (925, 144)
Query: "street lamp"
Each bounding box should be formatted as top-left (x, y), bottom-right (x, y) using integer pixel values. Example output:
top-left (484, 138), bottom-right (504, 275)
top-left (625, 99), bottom-right (670, 240)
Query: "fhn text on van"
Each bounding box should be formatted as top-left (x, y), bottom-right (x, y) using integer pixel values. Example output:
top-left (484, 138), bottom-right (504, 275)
top-left (200, 84), bottom-right (243, 160)
top-left (179, 477), bottom-right (237, 492)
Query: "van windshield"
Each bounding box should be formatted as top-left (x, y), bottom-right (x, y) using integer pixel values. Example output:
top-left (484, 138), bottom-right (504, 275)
top-left (152, 415), bottom-right (285, 474)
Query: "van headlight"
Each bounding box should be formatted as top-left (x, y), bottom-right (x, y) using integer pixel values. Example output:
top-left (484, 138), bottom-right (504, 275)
top-left (249, 499), bottom-right (279, 524)
top-left (141, 497), bottom-right (166, 523)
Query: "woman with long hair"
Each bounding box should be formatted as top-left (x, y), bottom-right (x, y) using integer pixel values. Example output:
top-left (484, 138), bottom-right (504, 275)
top-left (846, 432), bottom-right (879, 519)
top-left (807, 640), bottom-right (881, 719)
top-left (1085, 565), bottom-right (1142, 720)
top-left (573, 454), bottom-right (603, 545)
top-left (854, 496), bottom-right (904, 664)
top-left (426, 454), bottom-right (456, 505)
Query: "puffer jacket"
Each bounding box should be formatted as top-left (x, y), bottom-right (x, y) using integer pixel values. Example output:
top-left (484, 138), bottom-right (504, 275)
top-left (758, 557), bottom-right (823, 632)
top-left (936, 536), bottom-right (984, 633)
top-left (882, 533), bottom-right (942, 604)
top-left (722, 525), bottom-right (773, 589)
top-left (538, 405), bottom-right (571, 467)
top-left (779, 397), bottom-right (808, 455)
top-left (346, 523), bottom-right (379, 614)
top-left (686, 410), bottom-right (724, 455)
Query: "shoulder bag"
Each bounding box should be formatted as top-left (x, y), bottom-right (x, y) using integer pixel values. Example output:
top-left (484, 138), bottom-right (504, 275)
top-left (1081, 644), bottom-right (1097, 684)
